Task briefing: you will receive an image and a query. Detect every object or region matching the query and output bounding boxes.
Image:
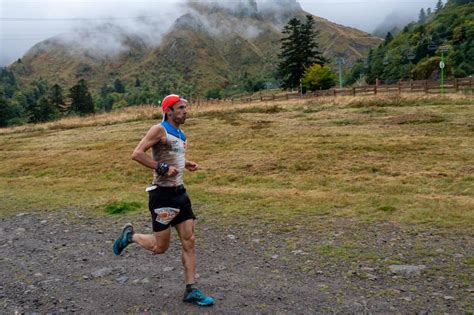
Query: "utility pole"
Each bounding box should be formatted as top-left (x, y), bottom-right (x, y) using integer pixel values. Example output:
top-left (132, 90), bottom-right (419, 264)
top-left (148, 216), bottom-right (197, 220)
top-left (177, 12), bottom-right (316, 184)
top-left (440, 52), bottom-right (445, 95)
top-left (337, 57), bottom-right (345, 89)
top-left (439, 46), bottom-right (449, 96)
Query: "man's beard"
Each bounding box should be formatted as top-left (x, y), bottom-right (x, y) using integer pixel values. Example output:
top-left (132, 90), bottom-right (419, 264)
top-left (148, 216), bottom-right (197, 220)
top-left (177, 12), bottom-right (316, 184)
top-left (173, 116), bottom-right (186, 125)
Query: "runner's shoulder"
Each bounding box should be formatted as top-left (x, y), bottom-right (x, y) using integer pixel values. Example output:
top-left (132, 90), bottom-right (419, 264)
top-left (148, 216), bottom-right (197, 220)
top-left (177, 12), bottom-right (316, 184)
top-left (144, 124), bottom-right (166, 144)
top-left (148, 123), bottom-right (166, 136)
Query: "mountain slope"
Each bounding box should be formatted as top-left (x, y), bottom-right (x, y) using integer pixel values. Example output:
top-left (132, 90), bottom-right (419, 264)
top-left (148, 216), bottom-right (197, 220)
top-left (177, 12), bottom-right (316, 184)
top-left (359, 0), bottom-right (473, 84)
top-left (9, 0), bottom-right (382, 96)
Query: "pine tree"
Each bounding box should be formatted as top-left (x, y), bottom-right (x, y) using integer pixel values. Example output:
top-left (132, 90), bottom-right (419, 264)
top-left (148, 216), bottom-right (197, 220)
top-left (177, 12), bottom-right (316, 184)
top-left (0, 67), bottom-right (17, 98)
top-left (100, 84), bottom-right (111, 97)
top-left (278, 18), bottom-right (302, 89)
top-left (385, 32), bottom-right (394, 44)
top-left (0, 94), bottom-right (13, 127)
top-left (365, 48), bottom-right (377, 84)
top-left (114, 78), bottom-right (125, 93)
top-left (418, 8), bottom-right (427, 23)
top-left (99, 84), bottom-right (113, 112)
top-left (427, 7), bottom-right (432, 16)
top-left (69, 79), bottom-right (94, 115)
top-left (278, 15), bottom-right (325, 90)
top-left (435, 0), bottom-right (443, 12)
top-left (49, 84), bottom-right (64, 110)
top-left (300, 15), bottom-right (326, 66)
top-left (28, 97), bottom-right (59, 123)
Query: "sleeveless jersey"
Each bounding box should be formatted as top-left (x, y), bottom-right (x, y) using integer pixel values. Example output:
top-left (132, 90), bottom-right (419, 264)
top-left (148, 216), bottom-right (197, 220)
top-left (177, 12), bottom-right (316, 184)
top-left (151, 121), bottom-right (187, 187)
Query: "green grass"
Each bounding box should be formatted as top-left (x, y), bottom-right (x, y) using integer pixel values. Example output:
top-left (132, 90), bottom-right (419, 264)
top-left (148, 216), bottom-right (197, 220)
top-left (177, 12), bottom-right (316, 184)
top-left (0, 95), bottom-right (473, 233)
top-left (315, 244), bottom-right (355, 259)
top-left (104, 200), bottom-right (142, 215)
top-left (463, 256), bottom-right (474, 266)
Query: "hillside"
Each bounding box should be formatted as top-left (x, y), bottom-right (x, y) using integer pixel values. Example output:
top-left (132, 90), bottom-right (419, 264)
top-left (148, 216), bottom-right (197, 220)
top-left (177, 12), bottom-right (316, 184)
top-left (8, 0), bottom-right (381, 95)
top-left (1, 95), bottom-right (473, 312)
top-left (349, 0), bottom-right (473, 84)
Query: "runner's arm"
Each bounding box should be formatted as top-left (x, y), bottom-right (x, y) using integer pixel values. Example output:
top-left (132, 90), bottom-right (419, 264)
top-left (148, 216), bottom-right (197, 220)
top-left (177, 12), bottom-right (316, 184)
top-left (132, 125), bottom-right (164, 169)
top-left (132, 125), bottom-right (178, 176)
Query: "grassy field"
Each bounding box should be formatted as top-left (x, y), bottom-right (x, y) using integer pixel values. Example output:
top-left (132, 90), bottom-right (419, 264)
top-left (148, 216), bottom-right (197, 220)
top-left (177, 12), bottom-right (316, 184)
top-left (1, 94), bottom-right (473, 231)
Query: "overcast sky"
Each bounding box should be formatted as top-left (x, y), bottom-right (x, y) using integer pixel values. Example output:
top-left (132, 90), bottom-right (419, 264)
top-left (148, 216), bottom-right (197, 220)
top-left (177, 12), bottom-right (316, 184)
top-left (0, 0), bottom-right (438, 66)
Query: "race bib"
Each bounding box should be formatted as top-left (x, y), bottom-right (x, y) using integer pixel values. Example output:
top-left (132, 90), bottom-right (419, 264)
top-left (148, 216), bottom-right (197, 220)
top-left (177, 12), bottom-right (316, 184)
top-left (154, 207), bottom-right (180, 225)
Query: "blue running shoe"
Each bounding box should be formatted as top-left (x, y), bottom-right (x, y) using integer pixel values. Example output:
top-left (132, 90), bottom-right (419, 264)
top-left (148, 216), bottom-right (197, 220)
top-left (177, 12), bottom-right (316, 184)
top-left (183, 287), bottom-right (215, 306)
top-left (113, 223), bottom-right (134, 256)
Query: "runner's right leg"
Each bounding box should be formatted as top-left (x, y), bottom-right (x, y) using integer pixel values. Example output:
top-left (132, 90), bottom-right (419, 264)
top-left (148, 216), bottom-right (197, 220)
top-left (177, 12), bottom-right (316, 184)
top-left (132, 227), bottom-right (171, 254)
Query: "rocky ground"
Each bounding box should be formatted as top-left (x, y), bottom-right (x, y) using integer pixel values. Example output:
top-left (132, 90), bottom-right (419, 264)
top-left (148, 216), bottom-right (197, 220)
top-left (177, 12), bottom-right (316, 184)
top-left (1, 209), bottom-right (473, 314)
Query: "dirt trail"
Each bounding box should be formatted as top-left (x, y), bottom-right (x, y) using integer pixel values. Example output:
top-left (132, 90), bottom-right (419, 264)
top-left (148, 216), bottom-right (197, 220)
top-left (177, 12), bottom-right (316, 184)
top-left (1, 209), bottom-right (473, 314)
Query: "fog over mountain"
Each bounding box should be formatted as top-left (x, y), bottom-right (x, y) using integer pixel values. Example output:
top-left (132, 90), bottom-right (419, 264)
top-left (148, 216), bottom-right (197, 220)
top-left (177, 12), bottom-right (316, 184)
top-left (24, 0), bottom-right (306, 63)
top-left (1, 0), bottom-right (439, 66)
top-left (372, 10), bottom-right (417, 38)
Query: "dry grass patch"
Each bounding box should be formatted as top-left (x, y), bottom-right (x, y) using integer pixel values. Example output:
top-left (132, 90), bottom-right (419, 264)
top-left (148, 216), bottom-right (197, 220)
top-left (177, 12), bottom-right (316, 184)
top-left (386, 113), bottom-right (445, 125)
top-left (0, 94), bottom-right (472, 231)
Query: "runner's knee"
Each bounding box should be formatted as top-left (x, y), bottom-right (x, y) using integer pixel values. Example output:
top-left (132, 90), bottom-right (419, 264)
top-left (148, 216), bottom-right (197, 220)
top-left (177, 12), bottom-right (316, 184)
top-left (181, 234), bottom-right (195, 252)
top-left (151, 243), bottom-right (169, 254)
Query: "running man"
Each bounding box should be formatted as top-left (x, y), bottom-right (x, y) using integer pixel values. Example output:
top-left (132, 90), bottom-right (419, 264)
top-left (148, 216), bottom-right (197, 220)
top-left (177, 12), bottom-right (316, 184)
top-left (112, 94), bottom-right (214, 306)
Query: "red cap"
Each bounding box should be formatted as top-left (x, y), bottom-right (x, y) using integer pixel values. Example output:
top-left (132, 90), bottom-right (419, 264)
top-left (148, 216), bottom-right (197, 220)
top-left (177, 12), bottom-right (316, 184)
top-left (161, 94), bottom-right (185, 112)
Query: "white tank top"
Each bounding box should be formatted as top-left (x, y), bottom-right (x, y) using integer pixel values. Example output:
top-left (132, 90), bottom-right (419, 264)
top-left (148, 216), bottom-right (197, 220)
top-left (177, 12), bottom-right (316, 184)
top-left (151, 121), bottom-right (187, 187)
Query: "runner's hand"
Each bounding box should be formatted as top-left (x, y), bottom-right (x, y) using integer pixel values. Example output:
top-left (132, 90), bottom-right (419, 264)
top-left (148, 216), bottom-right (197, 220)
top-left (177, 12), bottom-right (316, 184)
top-left (185, 161), bottom-right (199, 171)
top-left (165, 166), bottom-right (178, 177)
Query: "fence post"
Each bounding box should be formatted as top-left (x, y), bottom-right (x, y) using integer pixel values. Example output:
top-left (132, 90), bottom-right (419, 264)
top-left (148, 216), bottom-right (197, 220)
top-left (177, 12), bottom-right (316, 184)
top-left (352, 87), bottom-right (356, 96)
top-left (333, 89), bottom-right (337, 97)
top-left (424, 80), bottom-right (428, 94)
top-left (454, 78), bottom-right (459, 92)
top-left (374, 84), bottom-right (377, 95)
top-left (286, 94), bottom-right (289, 100)
top-left (398, 81), bottom-right (401, 95)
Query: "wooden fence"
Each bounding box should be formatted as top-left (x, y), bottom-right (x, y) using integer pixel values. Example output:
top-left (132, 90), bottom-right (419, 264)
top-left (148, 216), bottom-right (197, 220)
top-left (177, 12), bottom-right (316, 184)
top-left (191, 77), bottom-right (473, 106)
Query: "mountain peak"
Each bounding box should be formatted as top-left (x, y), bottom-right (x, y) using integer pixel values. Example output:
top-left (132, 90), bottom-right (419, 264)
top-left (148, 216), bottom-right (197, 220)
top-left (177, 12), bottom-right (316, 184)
top-left (186, 0), bottom-right (302, 22)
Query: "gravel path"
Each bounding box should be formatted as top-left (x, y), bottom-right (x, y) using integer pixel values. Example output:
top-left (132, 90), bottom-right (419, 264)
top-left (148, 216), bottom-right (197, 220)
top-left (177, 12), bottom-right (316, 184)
top-left (1, 209), bottom-right (473, 314)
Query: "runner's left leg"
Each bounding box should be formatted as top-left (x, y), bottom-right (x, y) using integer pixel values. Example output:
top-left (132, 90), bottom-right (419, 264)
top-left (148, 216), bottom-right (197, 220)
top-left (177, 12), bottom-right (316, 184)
top-left (175, 219), bottom-right (196, 284)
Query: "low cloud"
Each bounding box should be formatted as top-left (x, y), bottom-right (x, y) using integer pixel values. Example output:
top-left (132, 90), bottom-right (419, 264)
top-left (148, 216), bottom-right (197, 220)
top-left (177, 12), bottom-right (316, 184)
top-left (372, 10), bottom-right (417, 37)
top-left (1, 0), bottom-right (440, 66)
top-left (23, 0), bottom-right (304, 61)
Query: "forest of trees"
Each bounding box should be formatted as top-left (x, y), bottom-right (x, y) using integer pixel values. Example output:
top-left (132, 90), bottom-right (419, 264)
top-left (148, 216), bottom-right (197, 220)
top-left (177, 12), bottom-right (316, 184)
top-left (346, 0), bottom-right (473, 85)
top-left (0, 0), bottom-right (472, 127)
top-left (0, 69), bottom-right (167, 127)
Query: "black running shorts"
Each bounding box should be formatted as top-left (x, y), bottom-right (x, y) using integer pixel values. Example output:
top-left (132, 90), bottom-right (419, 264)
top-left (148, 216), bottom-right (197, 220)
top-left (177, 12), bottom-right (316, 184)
top-left (148, 186), bottom-right (196, 232)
